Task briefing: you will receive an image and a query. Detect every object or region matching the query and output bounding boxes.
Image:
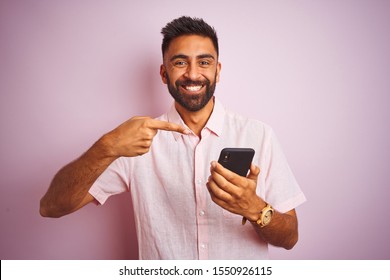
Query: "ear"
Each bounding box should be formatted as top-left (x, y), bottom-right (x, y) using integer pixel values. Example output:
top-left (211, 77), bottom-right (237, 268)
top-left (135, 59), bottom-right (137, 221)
top-left (216, 62), bottom-right (222, 83)
top-left (160, 64), bottom-right (167, 84)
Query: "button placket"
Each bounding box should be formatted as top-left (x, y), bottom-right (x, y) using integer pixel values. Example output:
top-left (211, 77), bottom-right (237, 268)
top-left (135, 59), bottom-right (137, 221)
top-left (194, 140), bottom-right (209, 260)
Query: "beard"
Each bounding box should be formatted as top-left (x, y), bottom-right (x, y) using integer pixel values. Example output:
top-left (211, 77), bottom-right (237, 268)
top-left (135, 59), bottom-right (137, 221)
top-left (165, 73), bottom-right (217, 112)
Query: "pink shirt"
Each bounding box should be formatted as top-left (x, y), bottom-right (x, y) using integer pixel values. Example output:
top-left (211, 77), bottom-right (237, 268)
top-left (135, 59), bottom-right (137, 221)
top-left (89, 98), bottom-right (306, 259)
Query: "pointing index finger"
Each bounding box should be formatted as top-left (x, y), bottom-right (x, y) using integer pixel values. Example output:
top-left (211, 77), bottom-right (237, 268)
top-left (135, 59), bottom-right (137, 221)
top-left (148, 119), bottom-right (191, 134)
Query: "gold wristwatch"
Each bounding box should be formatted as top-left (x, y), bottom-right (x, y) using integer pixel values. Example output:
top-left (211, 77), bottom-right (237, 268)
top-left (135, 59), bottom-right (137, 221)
top-left (242, 204), bottom-right (274, 228)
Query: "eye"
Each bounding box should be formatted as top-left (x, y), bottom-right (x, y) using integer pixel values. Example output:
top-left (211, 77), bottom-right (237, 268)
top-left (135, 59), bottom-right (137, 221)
top-left (199, 60), bottom-right (210, 67)
top-left (174, 60), bottom-right (187, 67)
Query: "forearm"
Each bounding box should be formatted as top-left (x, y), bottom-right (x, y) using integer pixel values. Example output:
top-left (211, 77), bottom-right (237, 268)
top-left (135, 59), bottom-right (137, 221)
top-left (40, 117), bottom-right (188, 218)
top-left (251, 209), bottom-right (298, 250)
top-left (40, 135), bottom-right (117, 218)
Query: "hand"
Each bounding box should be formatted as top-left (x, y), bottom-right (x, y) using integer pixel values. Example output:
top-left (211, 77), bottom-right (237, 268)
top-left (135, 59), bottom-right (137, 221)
top-left (103, 117), bottom-right (190, 158)
top-left (207, 161), bottom-right (265, 219)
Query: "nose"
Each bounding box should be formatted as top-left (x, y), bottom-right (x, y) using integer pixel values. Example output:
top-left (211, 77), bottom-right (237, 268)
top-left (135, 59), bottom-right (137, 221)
top-left (184, 62), bottom-right (201, 80)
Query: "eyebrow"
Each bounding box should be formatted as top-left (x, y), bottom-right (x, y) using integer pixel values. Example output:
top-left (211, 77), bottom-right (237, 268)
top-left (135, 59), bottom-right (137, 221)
top-left (170, 53), bottom-right (216, 62)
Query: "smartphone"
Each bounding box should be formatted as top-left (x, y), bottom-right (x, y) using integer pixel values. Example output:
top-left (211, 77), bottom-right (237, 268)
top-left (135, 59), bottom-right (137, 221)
top-left (217, 148), bottom-right (255, 177)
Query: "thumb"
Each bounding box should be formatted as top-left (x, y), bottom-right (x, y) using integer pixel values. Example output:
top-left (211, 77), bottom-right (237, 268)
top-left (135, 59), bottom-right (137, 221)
top-left (247, 164), bottom-right (260, 181)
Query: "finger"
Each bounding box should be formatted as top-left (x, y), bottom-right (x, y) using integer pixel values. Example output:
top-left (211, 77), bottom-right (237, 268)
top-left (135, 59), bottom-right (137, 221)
top-left (209, 166), bottom-right (238, 195)
top-left (208, 191), bottom-right (231, 212)
top-left (131, 116), bottom-right (150, 120)
top-left (148, 119), bottom-right (190, 134)
top-left (207, 180), bottom-right (243, 216)
top-left (210, 161), bottom-right (242, 185)
top-left (246, 164), bottom-right (260, 181)
top-left (207, 179), bottom-right (232, 203)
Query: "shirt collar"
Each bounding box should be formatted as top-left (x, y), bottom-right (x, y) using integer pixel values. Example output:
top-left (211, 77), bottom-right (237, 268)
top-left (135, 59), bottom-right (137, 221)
top-left (167, 97), bottom-right (225, 141)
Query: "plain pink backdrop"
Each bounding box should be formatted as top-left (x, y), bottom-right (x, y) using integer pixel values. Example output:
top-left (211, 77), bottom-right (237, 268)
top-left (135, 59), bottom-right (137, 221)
top-left (1, 0), bottom-right (389, 259)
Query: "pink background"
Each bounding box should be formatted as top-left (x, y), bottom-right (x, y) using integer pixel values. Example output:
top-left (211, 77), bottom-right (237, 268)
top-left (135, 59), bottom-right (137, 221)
top-left (1, 0), bottom-right (389, 260)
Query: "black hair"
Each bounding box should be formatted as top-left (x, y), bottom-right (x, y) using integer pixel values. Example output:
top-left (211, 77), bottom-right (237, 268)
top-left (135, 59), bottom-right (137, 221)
top-left (161, 16), bottom-right (219, 58)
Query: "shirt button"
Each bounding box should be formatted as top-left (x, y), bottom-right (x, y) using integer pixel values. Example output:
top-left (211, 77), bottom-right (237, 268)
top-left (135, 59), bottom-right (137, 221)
top-left (200, 243), bottom-right (207, 249)
top-left (197, 179), bottom-right (202, 184)
top-left (199, 210), bottom-right (205, 216)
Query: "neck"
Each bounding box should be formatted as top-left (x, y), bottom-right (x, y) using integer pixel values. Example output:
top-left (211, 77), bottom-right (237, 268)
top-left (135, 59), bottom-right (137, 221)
top-left (175, 98), bottom-right (215, 137)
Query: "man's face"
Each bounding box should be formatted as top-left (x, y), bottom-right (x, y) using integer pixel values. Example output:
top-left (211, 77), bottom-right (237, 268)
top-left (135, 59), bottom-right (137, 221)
top-left (160, 35), bottom-right (221, 112)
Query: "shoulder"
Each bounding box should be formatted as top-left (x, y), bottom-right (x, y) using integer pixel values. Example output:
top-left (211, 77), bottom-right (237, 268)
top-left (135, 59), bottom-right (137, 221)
top-left (224, 109), bottom-right (274, 136)
top-left (155, 112), bottom-right (169, 121)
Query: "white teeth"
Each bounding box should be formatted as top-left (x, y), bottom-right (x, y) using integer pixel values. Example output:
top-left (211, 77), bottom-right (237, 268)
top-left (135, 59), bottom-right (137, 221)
top-left (185, 85), bottom-right (202, 92)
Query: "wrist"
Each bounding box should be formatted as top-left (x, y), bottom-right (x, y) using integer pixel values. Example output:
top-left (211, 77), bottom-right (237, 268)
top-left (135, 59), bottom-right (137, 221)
top-left (245, 197), bottom-right (267, 222)
top-left (92, 134), bottom-right (118, 160)
top-left (242, 201), bottom-right (274, 228)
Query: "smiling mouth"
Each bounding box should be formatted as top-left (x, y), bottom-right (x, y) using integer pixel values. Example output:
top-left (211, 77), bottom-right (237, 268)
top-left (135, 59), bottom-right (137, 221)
top-left (181, 84), bottom-right (204, 93)
top-left (185, 85), bottom-right (203, 91)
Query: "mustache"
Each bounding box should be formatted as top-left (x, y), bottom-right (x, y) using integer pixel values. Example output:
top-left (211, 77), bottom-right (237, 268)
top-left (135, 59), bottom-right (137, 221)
top-left (176, 78), bottom-right (210, 87)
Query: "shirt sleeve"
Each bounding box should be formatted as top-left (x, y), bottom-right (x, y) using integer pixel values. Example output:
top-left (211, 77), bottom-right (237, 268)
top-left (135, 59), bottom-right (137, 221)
top-left (88, 157), bottom-right (130, 205)
top-left (261, 129), bottom-right (306, 213)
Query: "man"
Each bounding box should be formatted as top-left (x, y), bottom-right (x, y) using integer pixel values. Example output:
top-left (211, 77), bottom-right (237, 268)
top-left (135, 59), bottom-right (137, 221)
top-left (40, 16), bottom-right (306, 259)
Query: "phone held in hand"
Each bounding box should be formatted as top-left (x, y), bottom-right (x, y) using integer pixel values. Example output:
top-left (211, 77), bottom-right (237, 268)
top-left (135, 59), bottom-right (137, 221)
top-left (218, 148), bottom-right (255, 177)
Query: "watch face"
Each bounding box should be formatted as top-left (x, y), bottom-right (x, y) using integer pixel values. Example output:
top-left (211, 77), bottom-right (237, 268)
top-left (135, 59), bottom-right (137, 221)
top-left (263, 210), bottom-right (272, 225)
